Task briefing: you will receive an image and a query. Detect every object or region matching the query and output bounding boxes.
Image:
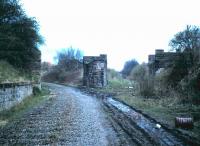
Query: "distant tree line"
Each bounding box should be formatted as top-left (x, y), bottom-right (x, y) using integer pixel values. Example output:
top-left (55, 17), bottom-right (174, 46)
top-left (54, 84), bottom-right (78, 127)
top-left (0, 0), bottom-right (43, 70)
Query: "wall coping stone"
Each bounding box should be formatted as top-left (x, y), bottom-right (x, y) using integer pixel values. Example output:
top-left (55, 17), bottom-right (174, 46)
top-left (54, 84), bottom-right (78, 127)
top-left (0, 82), bottom-right (32, 89)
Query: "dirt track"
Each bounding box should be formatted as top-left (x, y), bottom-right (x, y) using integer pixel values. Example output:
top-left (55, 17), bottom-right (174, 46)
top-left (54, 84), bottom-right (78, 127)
top-left (0, 83), bottom-right (187, 146)
top-left (0, 83), bottom-right (136, 145)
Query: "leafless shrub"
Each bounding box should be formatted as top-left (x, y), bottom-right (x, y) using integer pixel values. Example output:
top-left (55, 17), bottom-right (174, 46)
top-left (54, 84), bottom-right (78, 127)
top-left (129, 63), bottom-right (154, 97)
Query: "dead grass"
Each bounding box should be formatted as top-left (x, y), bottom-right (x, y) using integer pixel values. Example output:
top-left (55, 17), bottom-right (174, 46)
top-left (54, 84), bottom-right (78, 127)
top-left (0, 61), bottom-right (29, 83)
top-left (116, 93), bottom-right (200, 139)
top-left (42, 69), bottom-right (83, 86)
top-left (95, 77), bottom-right (200, 140)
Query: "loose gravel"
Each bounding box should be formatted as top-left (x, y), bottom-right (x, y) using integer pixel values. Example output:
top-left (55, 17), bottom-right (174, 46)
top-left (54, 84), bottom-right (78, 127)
top-left (0, 83), bottom-right (122, 146)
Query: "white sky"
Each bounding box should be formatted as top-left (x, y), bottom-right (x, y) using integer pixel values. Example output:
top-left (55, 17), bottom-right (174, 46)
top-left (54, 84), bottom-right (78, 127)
top-left (21, 0), bottom-right (200, 71)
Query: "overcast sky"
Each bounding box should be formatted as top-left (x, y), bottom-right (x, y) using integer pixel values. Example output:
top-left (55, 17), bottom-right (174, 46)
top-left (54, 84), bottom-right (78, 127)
top-left (21, 0), bottom-right (200, 71)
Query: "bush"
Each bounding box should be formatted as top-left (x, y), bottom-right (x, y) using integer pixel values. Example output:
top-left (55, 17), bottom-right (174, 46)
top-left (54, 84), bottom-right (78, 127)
top-left (186, 70), bottom-right (200, 104)
top-left (192, 92), bottom-right (200, 105)
top-left (154, 68), bottom-right (171, 96)
top-left (130, 64), bottom-right (154, 97)
top-left (167, 54), bottom-right (190, 87)
top-left (33, 86), bottom-right (41, 96)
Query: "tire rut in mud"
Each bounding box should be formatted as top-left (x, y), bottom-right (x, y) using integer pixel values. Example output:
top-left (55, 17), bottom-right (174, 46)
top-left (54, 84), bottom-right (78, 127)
top-left (103, 101), bottom-right (157, 146)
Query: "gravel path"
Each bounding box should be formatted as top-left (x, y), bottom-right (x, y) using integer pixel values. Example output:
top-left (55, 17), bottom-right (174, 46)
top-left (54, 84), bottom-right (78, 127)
top-left (0, 83), bottom-right (125, 146)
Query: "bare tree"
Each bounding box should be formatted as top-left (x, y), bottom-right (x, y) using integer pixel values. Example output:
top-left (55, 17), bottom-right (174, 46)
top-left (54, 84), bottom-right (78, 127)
top-left (55, 47), bottom-right (83, 71)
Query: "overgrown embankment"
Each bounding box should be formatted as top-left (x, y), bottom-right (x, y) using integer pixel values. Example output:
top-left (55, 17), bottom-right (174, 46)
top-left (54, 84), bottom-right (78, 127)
top-left (0, 0), bottom-right (42, 85)
top-left (0, 61), bottom-right (30, 83)
top-left (83, 68), bottom-right (200, 144)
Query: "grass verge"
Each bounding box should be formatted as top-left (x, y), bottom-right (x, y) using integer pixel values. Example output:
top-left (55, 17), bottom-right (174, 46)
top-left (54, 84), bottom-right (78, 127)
top-left (116, 94), bottom-right (200, 139)
top-left (93, 78), bottom-right (200, 140)
top-left (0, 85), bottom-right (50, 126)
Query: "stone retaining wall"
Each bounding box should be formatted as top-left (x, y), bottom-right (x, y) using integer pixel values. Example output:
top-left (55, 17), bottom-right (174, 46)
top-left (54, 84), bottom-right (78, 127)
top-left (0, 82), bottom-right (32, 111)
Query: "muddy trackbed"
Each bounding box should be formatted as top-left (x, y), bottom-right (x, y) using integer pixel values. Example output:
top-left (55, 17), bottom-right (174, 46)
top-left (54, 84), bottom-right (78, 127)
top-left (0, 83), bottom-right (196, 146)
